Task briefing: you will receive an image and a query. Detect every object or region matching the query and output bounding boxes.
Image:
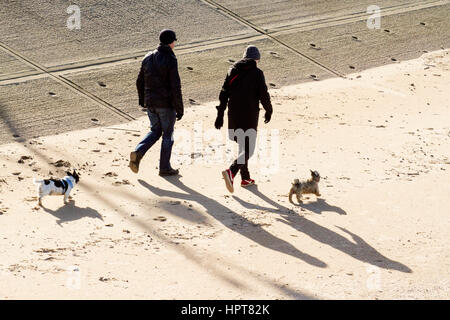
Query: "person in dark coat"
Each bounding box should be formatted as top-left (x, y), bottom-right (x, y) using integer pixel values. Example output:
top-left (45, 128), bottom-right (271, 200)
top-left (130, 29), bottom-right (184, 176)
top-left (215, 45), bottom-right (273, 193)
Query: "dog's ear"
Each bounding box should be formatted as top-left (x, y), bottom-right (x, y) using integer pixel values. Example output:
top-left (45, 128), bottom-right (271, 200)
top-left (66, 171), bottom-right (72, 176)
top-left (310, 169), bottom-right (314, 174)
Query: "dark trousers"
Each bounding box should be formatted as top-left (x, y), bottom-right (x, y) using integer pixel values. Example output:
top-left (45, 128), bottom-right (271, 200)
top-left (135, 107), bottom-right (176, 171)
top-left (229, 129), bottom-right (257, 180)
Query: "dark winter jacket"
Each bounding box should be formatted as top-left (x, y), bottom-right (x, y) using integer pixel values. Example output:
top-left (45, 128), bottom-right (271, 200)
top-left (218, 58), bottom-right (272, 130)
top-left (136, 44), bottom-right (184, 116)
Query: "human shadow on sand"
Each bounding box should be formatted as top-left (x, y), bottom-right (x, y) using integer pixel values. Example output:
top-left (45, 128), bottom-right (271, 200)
top-left (238, 186), bottom-right (412, 273)
top-left (42, 201), bottom-right (104, 226)
top-left (138, 177), bottom-right (327, 268)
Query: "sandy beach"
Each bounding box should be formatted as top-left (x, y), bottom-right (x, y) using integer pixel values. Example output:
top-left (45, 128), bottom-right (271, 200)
top-left (0, 49), bottom-right (448, 299)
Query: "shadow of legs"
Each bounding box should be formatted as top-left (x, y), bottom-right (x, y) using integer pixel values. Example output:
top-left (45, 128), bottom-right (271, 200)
top-left (138, 178), bottom-right (327, 268)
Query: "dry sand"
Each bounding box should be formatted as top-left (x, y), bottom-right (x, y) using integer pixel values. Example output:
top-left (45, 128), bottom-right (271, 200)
top-left (0, 50), bottom-right (449, 299)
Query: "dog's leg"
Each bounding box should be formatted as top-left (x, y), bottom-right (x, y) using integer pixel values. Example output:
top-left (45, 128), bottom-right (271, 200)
top-left (296, 192), bottom-right (303, 204)
top-left (37, 186), bottom-right (43, 206)
top-left (289, 188), bottom-right (295, 204)
top-left (315, 186), bottom-right (321, 197)
top-left (64, 191), bottom-right (70, 204)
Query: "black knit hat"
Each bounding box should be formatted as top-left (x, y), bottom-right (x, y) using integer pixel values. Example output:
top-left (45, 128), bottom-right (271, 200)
top-left (159, 29), bottom-right (177, 45)
top-left (243, 45), bottom-right (261, 60)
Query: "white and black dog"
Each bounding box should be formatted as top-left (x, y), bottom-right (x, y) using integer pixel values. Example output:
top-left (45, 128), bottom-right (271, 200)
top-left (33, 170), bottom-right (80, 206)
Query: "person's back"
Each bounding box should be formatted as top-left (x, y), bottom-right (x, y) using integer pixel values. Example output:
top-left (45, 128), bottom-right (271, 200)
top-left (140, 45), bottom-right (182, 112)
top-left (225, 58), bottom-right (269, 131)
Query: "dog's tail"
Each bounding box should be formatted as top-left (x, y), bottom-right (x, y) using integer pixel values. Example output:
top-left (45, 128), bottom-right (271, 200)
top-left (292, 179), bottom-right (300, 186)
top-left (33, 178), bottom-right (44, 185)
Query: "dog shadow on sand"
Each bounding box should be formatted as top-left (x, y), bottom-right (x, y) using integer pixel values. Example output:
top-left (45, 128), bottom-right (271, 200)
top-left (296, 198), bottom-right (347, 215)
top-left (42, 201), bottom-right (103, 226)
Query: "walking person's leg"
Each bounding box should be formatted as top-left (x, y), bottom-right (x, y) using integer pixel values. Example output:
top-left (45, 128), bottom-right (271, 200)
top-left (158, 108), bottom-right (178, 176)
top-left (223, 129), bottom-right (257, 192)
top-left (240, 133), bottom-right (257, 187)
top-left (129, 108), bottom-right (162, 173)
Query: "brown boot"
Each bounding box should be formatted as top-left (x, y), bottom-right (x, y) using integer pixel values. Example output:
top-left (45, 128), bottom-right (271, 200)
top-left (129, 151), bottom-right (143, 173)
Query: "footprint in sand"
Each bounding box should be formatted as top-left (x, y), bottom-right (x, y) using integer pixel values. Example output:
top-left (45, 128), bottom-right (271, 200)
top-left (153, 216), bottom-right (167, 222)
top-left (18, 156), bottom-right (33, 164)
top-left (189, 98), bottom-right (199, 105)
top-left (51, 160), bottom-right (71, 168)
top-left (309, 43), bottom-right (321, 50)
top-left (186, 66), bottom-right (194, 71)
top-left (98, 81), bottom-right (107, 87)
top-left (270, 51), bottom-right (281, 58)
top-left (104, 172), bottom-right (118, 178)
top-left (113, 179), bottom-right (131, 186)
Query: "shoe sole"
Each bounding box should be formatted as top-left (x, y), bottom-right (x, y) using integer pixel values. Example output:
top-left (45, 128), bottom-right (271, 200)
top-left (222, 170), bottom-right (234, 193)
top-left (241, 182), bottom-right (255, 188)
top-left (159, 170), bottom-right (179, 177)
top-left (129, 152), bottom-right (139, 173)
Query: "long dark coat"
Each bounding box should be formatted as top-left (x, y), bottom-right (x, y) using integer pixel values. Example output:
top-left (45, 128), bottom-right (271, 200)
top-left (136, 44), bottom-right (184, 116)
top-left (218, 58), bottom-right (272, 130)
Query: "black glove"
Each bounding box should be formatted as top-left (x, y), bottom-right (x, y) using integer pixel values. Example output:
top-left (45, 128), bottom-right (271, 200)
top-left (214, 107), bottom-right (224, 129)
top-left (264, 112), bottom-right (272, 124)
top-left (176, 113), bottom-right (183, 121)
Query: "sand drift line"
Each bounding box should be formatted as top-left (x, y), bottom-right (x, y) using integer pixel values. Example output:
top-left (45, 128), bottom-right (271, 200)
top-left (0, 41), bottom-right (135, 122)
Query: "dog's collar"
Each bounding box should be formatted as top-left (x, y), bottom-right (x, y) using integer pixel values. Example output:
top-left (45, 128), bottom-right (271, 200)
top-left (64, 177), bottom-right (73, 189)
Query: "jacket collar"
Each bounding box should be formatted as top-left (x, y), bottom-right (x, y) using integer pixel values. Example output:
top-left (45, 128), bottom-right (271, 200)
top-left (158, 44), bottom-right (174, 53)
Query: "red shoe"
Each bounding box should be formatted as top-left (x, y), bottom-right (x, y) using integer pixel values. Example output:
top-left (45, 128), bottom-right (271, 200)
top-left (241, 179), bottom-right (255, 187)
top-left (222, 169), bottom-right (234, 193)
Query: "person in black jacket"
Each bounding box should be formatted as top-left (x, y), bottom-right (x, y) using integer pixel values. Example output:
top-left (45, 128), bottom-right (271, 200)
top-left (215, 45), bottom-right (273, 193)
top-left (130, 29), bottom-right (184, 176)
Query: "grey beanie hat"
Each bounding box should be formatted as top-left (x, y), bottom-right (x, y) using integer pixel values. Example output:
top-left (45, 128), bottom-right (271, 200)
top-left (243, 45), bottom-right (261, 60)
